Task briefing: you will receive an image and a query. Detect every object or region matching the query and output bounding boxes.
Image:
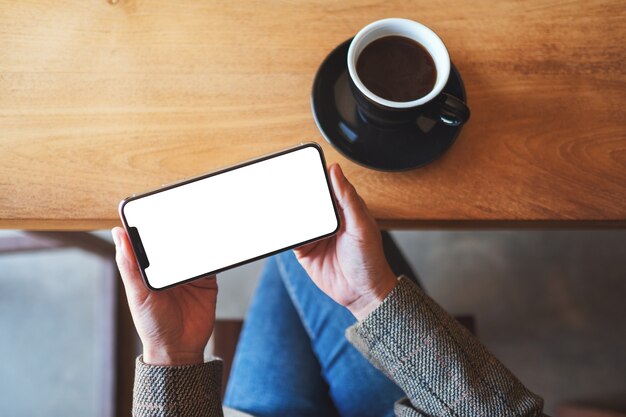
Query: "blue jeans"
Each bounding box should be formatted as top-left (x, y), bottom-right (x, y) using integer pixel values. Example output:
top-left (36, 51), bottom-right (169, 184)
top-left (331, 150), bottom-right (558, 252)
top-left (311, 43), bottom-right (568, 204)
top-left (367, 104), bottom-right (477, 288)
top-left (223, 251), bottom-right (404, 417)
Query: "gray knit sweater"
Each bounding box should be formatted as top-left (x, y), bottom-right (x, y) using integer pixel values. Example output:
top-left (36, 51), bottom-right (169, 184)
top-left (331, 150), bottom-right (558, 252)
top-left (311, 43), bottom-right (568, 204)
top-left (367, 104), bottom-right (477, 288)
top-left (132, 277), bottom-right (546, 417)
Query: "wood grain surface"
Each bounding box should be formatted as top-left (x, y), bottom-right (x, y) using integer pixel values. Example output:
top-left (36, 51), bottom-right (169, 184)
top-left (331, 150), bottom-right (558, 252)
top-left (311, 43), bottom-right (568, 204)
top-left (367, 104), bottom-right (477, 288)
top-left (1, 0), bottom-right (625, 229)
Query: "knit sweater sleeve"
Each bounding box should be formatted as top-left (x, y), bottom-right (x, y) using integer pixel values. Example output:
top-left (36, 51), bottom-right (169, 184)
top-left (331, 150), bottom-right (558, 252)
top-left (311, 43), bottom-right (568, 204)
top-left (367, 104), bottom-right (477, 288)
top-left (346, 276), bottom-right (547, 417)
top-left (132, 355), bottom-right (224, 417)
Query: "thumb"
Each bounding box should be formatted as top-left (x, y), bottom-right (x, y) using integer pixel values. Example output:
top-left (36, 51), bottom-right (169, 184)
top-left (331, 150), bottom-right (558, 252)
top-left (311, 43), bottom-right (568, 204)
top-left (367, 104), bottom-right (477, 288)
top-left (329, 164), bottom-right (371, 232)
top-left (112, 227), bottom-right (150, 300)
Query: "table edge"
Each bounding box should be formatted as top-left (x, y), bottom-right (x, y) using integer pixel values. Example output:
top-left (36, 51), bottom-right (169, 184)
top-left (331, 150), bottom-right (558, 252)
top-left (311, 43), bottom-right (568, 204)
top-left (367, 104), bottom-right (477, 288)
top-left (1, 219), bottom-right (625, 231)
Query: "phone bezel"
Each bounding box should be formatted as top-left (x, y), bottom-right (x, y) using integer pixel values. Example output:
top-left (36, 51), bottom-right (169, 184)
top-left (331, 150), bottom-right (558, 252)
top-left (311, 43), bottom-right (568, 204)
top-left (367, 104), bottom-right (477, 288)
top-left (118, 142), bottom-right (341, 291)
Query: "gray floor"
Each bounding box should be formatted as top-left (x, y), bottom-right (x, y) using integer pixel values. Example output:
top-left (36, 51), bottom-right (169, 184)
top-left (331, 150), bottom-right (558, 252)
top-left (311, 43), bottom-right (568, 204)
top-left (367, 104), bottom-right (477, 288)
top-left (0, 236), bottom-right (104, 417)
top-left (1, 229), bottom-right (625, 415)
top-left (390, 230), bottom-right (626, 414)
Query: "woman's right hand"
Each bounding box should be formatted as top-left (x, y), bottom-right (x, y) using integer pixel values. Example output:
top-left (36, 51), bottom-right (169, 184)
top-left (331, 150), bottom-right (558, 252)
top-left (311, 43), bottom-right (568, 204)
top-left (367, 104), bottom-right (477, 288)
top-left (112, 227), bottom-right (218, 366)
top-left (294, 164), bottom-right (398, 320)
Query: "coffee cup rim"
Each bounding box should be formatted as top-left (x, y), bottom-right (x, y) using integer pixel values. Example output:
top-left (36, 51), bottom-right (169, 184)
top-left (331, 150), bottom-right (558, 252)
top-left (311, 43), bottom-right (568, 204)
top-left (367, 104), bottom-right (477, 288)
top-left (347, 18), bottom-right (451, 109)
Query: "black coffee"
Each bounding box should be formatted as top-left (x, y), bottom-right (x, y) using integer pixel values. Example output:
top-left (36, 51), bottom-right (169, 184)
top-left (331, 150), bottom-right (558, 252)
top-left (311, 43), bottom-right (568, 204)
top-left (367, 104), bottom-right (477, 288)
top-left (356, 35), bottom-right (436, 102)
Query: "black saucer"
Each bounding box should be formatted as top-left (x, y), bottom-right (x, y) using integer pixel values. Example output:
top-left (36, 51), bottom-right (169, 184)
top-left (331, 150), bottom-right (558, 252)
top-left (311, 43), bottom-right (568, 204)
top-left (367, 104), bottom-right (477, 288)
top-left (311, 38), bottom-right (467, 171)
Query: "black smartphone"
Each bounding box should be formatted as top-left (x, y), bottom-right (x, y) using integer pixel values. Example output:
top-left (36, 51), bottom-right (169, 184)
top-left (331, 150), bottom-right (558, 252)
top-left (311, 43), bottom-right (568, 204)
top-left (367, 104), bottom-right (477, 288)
top-left (119, 142), bottom-right (340, 290)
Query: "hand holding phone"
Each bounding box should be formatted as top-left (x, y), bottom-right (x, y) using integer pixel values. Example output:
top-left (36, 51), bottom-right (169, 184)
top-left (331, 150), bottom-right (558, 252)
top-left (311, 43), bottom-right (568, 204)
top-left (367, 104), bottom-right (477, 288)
top-left (112, 227), bottom-right (217, 366)
top-left (294, 164), bottom-right (398, 321)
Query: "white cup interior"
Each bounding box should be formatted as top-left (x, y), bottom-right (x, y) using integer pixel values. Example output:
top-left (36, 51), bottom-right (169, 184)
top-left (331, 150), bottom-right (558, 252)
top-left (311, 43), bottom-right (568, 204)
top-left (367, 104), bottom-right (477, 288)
top-left (347, 18), bottom-right (451, 109)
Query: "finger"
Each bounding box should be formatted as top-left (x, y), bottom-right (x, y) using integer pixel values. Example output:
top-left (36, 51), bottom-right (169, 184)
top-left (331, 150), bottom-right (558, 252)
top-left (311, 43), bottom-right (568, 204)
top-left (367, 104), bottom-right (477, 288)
top-left (329, 164), bottom-right (370, 231)
top-left (186, 274), bottom-right (218, 290)
top-left (112, 227), bottom-right (150, 298)
top-left (357, 192), bottom-right (379, 228)
top-left (329, 163), bottom-right (358, 210)
top-left (294, 239), bottom-right (324, 259)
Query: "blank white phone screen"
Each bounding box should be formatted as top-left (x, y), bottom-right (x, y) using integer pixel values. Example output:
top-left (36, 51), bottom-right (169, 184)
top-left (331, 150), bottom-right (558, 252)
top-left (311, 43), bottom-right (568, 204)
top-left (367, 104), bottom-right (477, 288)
top-left (121, 145), bottom-right (339, 289)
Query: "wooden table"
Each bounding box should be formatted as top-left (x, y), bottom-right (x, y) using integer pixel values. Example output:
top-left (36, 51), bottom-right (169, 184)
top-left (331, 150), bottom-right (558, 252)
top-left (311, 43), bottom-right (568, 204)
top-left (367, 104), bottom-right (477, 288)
top-left (1, 0), bottom-right (625, 230)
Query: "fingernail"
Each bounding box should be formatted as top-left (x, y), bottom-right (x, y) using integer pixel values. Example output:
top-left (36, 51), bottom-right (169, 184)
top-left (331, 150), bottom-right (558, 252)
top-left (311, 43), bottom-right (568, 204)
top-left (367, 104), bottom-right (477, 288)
top-left (111, 229), bottom-right (119, 248)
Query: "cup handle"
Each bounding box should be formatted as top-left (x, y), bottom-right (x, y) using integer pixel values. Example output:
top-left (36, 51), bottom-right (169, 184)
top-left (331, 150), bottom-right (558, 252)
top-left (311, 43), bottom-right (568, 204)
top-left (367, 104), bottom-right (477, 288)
top-left (430, 93), bottom-right (471, 127)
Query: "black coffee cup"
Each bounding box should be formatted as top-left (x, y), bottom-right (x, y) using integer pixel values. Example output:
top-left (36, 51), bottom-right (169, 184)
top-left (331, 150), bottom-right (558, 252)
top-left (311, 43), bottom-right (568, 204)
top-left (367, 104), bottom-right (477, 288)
top-left (347, 18), bottom-right (470, 127)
